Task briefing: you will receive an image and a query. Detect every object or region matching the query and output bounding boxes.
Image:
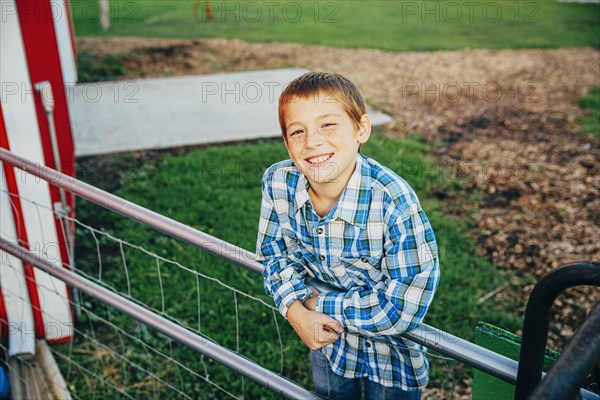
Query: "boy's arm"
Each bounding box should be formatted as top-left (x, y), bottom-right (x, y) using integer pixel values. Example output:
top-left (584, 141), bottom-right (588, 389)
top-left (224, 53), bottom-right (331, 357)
top-left (256, 173), bottom-right (342, 348)
top-left (256, 177), bottom-right (312, 318)
top-left (316, 202), bottom-right (440, 337)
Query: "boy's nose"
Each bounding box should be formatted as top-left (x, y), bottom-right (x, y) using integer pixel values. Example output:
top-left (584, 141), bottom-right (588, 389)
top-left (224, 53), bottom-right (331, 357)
top-left (305, 129), bottom-right (324, 148)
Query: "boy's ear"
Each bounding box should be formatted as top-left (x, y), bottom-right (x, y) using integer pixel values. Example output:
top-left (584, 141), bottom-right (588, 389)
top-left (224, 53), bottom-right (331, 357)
top-left (356, 114), bottom-right (371, 144)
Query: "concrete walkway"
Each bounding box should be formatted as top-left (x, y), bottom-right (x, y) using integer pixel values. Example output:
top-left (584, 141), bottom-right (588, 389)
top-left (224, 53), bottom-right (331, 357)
top-left (71, 68), bottom-right (393, 157)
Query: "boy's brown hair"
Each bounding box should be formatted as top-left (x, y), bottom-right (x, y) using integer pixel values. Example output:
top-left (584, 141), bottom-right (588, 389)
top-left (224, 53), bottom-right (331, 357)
top-left (278, 72), bottom-right (367, 138)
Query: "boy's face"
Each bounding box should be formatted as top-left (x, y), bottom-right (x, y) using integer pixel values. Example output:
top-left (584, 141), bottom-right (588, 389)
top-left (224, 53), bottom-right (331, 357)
top-left (282, 91), bottom-right (371, 188)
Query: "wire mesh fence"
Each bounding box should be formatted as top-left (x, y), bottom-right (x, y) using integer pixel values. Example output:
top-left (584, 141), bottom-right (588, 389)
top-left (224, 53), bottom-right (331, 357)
top-left (0, 189), bottom-right (311, 398)
top-left (1, 185), bottom-right (467, 399)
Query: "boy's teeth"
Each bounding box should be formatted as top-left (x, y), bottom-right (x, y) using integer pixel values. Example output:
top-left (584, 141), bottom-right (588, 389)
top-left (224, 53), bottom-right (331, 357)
top-left (308, 154), bottom-right (332, 163)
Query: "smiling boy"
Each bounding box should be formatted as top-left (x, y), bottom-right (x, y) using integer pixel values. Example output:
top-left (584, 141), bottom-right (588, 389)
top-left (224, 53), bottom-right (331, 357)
top-left (256, 72), bottom-right (440, 399)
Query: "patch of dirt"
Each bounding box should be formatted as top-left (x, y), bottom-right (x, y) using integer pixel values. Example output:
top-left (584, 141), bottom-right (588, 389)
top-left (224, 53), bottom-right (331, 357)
top-left (77, 37), bottom-right (600, 397)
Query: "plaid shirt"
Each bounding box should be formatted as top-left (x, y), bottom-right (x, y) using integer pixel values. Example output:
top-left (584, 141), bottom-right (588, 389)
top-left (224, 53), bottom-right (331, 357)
top-left (256, 155), bottom-right (440, 390)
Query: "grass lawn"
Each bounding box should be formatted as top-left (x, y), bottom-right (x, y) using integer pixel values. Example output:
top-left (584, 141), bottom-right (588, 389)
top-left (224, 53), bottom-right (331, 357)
top-left (72, 0), bottom-right (600, 51)
top-left (65, 132), bottom-right (520, 398)
top-left (578, 88), bottom-right (600, 138)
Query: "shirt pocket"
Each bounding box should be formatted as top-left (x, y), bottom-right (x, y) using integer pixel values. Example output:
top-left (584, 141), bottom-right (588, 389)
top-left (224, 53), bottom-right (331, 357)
top-left (282, 231), bottom-right (316, 275)
top-left (282, 233), bottom-right (300, 257)
top-left (339, 253), bottom-right (384, 287)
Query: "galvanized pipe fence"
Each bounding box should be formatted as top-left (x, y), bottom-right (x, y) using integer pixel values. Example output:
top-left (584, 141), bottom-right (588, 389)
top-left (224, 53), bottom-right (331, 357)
top-left (0, 148), bottom-right (597, 399)
top-left (0, 238), bottom-right (318, 400)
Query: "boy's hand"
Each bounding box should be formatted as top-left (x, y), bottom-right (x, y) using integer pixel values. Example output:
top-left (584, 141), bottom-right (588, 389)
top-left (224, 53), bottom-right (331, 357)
top-left (286, 300), bottom-right (344, 350)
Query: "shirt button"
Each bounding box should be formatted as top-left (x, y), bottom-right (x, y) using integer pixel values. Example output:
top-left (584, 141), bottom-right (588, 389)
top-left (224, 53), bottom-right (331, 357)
top-left (360, 257), bottom-right (368, 263)
top-left (320, 255), bottom-right (325, 261)
top-left (296, 239), bottom-right (301, 245)
top-left (329, 276), bottom-right (335, 282)
top-left (317, 227), bottom-right (324, 234)
top-left (365, 342), bottom-right (371, 348)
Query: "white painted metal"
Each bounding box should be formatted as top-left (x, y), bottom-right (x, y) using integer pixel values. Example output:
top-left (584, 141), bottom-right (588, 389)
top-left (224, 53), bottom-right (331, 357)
top-left (0, 0), bottom-right (72, 342)
top-left (51, 0), bottom-right (77, 86)
top-left (0, 163), bottom-right (36, 357)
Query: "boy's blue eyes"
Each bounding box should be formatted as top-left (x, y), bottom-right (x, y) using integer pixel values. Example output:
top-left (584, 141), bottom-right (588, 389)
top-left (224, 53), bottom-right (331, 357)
top-left (288, 123), bottom-right (336, 137)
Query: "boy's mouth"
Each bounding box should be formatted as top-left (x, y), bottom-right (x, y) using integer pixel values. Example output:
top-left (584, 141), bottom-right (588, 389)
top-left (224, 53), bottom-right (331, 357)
top-left (306, 153), bottom-right (334, 164)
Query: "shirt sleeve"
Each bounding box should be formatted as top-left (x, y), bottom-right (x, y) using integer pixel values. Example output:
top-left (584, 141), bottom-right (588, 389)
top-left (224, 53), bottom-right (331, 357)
top-left (256, 170), bottom-right (312, 319)
top-left (316, 201), bottom-right (440, 337)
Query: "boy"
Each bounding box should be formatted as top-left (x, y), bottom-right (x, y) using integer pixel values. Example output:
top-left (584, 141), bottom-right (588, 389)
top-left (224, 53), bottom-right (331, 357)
top-left (256, 72), bottom-right (440, 400)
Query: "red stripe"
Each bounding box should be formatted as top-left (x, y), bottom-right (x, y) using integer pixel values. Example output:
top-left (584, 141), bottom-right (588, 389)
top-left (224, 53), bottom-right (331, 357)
top-left (0, 111), bottom-right (7, 342)
top-left (17, 0), bottom-right (76, 177)
top-left (0, 105), bottom-right (45, 339)
top-left (60, 0), bottom-right (78, 340)
top-left (0, 287), bottom-right (8, 342)
top-left (16, 0), bottom-right (75, 342)
top-left (17, 0), bottom-right (75, 265)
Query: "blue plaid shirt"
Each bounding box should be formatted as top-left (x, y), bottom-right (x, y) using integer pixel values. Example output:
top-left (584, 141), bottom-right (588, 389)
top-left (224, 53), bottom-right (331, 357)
top-left (256, 155), bottom-right (440, 390)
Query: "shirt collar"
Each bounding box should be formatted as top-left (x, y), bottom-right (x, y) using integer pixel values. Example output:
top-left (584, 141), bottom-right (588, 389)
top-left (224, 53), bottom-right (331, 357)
top-left (292, 155), bottom-right (372, 228)
top-left (294, 175), bottom-right (311, 213)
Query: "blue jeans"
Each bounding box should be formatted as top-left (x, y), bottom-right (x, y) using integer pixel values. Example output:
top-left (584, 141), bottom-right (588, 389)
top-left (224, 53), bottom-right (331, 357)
top-left (310, 350), bottom-right (422, 400)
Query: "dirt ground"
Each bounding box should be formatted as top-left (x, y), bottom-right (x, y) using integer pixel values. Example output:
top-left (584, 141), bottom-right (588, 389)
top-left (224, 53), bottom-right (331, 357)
top-left (77, 37), bottom-right (600, 398)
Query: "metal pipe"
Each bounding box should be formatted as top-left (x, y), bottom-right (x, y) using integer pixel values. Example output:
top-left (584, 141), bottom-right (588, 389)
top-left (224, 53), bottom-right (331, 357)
top-left (33, 81), bottom-right (71, 225)
top-left (0, 238), bottom-right (320, 400)
top-left (1, 148), bottom-right (598, 399)
top-left (33, 80), bottom-right (80, 317)
top-left (0, 147), bottom-right (262, 275)
top-left (309, 277), bottom-right (598, 400)
top-left (308, 277), bottom-right (521, 385)
top-left (530, 302), bottom-right (600, 400)
top-left (514, 262), bottom-right (600, 400)
top-left (405, 324), bottom-right (520, 383)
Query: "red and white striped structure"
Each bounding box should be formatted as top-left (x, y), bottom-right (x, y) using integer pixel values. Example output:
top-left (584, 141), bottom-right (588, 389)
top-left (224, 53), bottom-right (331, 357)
top-left (1, 0), bottom-right (77, 354)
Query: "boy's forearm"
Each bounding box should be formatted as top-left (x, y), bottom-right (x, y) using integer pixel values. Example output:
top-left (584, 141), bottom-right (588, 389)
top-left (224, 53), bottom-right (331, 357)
top-left (285, 299), bottom-right (308, 320)
top-left (261, 255), bottom-right (315, 318)
top-left (315, 272), bottom-right (438, 336)
top-left (285, 297), bottom-right (322, 320)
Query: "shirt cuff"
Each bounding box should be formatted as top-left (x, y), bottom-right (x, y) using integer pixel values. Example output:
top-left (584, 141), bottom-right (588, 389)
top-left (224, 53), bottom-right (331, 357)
top-left (278, 287), bottom-right (313, 319)
top-left (316, 291), bottom-right (346, 328)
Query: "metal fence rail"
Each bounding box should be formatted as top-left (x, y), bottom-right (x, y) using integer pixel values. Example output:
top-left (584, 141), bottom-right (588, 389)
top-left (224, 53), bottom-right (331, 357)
top-left (0, 238), bottom-right (319, 400)
top-left (1, 147), bottom-right (598, 399)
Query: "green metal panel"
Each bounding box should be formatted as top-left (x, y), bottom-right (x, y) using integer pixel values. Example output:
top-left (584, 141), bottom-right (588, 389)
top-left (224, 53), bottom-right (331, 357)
top-left (472, 322), bottom-right (559, 400)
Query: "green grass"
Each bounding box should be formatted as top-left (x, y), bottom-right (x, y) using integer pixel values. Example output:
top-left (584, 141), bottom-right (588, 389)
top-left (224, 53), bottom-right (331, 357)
top-left (578, 88), bottom-right (600, 138)
top-left (72, 0), bottom-right (600, 51)
top-left (77, 50), bottom-right (127, 82)
top-left (62, 133), bottom-right (518, 398)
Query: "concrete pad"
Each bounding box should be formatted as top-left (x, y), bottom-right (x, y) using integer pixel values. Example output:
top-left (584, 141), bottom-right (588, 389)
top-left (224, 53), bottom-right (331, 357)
top-left (70, 68), bottom-right (393, 157)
